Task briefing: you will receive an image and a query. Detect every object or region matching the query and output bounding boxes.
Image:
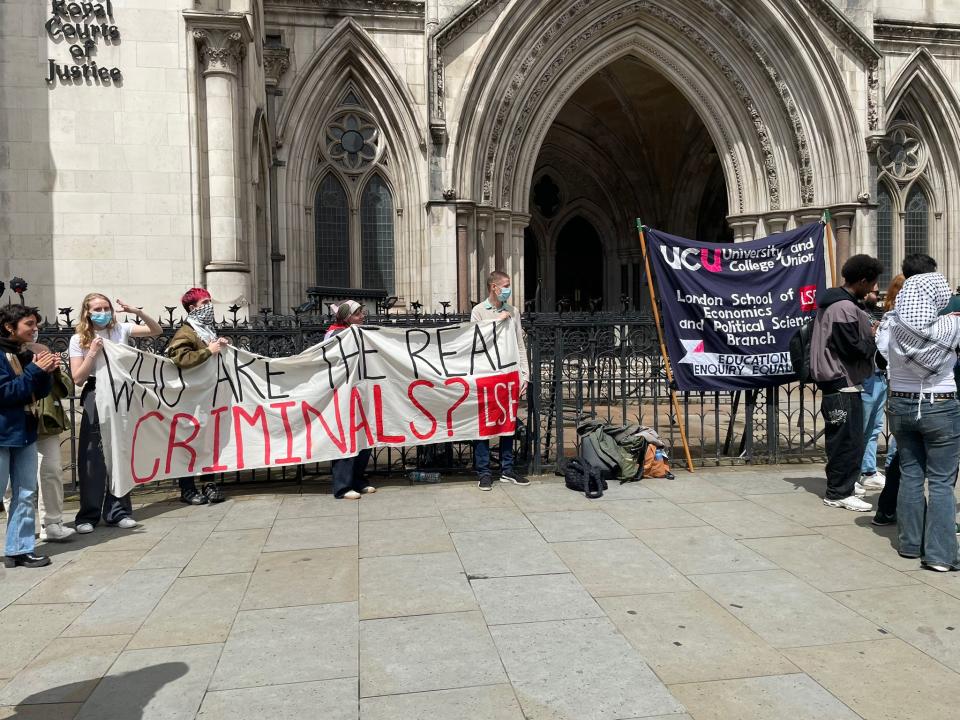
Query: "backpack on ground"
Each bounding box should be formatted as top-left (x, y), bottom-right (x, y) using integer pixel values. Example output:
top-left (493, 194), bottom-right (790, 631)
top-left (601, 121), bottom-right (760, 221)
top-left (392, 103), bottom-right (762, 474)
top-left (788, 318), bottom-right (815, 383)
top-left (577, 422), bottom-right (621, 480)
top-left (642, 444), bottom-right (673, 479)
top-left (562, 456), bottom-right (607, 499)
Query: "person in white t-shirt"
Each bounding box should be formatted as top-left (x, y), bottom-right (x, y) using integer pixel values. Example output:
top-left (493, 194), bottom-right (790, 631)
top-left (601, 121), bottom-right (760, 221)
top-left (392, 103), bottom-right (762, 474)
top-left (68, 293), bottom-right (162, 534)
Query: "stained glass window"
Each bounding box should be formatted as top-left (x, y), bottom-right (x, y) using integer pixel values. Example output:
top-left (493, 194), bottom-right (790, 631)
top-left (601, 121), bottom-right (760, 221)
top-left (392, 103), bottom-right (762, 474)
top-left (315, 174), bottom-right (349, 286)
top-left (904, 185), bottom-right (929, 257)
top-left (876, 184), bottom-right (893, 288)
top-left (361, 175), bottom-right (394, 293)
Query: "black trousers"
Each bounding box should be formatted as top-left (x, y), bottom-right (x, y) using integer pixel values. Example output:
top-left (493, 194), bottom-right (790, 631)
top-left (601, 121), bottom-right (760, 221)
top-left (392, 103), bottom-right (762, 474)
top-left (876, 452), bottom-right (900, 517)
top-left (821, 391), bottom-right (865, 501)
top-left (76, 383), bottom-right (132, 526)
top-left (331, 449), bottom-right (372, 498)
top-left (179, 474), bottom-right (214, 493)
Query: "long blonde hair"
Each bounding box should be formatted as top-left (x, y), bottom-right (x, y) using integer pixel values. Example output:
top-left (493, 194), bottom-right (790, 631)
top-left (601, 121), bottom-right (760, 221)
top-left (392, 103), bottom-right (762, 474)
top-left (883, 274), bottom-right (905, 312)
top-left (75, 293), bottom-right (116, 349)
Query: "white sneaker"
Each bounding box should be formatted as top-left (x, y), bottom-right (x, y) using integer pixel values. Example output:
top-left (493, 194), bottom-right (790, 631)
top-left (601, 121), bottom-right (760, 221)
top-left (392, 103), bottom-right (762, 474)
top-left (114, 517), bottom-right (139, 530)
top-left (860, 472), bottom-right (886, 490)
top-left (854, 482), bottom-right (867, 497)
top-left (76, 522), bottom-right (94, 534)
top-left (40, 523), bottom-right (76, 542)
top-left (823, 495), bottom-right (872, 512)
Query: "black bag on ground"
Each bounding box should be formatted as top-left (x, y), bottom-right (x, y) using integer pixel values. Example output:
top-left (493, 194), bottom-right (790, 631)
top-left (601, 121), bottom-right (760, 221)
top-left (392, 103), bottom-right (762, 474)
top-left (562, 456), bottom-right (607, 498)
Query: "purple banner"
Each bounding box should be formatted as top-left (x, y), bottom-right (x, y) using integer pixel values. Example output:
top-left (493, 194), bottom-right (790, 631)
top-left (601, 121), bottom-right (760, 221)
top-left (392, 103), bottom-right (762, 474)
top-left (645, 222), bottom-right (827, 391)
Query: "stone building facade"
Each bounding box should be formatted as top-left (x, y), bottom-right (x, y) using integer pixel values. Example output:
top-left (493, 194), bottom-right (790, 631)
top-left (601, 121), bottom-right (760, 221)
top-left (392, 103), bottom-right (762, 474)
top-left (3, 0), bottom-right (960, 316)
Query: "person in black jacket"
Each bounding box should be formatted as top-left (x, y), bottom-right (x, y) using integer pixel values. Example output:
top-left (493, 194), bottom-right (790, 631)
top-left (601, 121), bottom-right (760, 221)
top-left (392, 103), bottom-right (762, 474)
top-left (810, 255), bottom-right (883, 512)
top-left (0, 305), bottom-right (58, 568)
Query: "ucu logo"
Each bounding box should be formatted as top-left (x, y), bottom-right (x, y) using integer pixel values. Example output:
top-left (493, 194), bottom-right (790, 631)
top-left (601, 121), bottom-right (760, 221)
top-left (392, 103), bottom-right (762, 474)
top-left (660, 247), bottom-right (723, 273)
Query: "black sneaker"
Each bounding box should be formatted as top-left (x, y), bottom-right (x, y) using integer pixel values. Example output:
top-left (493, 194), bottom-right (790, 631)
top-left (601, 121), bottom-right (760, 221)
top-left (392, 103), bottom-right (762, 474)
top-left (499, 470), bottom-right (529, 485)
top-left (477, 475), bottom-right (493, 491)
top-left (180, 488), bottom-right (209, 506)
top-left (871, 512), bottom-right (896, 526)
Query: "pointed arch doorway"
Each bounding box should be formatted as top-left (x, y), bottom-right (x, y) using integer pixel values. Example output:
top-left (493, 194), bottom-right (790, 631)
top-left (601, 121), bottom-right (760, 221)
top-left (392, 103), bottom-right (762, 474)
top-left (555, 216), bottom-right (603, 312)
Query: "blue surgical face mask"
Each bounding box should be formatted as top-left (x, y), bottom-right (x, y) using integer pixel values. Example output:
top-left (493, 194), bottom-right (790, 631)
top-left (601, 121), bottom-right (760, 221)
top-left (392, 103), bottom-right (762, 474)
top-left (497, 286), bottom-right (512, 303)
top-left (90, 311), bottom-right (112, 327)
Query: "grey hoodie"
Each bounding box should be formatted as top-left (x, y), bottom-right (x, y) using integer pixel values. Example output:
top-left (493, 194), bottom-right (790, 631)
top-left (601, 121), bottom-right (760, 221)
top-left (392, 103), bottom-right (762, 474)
top-left (810, 287), bottom-right (876, 392)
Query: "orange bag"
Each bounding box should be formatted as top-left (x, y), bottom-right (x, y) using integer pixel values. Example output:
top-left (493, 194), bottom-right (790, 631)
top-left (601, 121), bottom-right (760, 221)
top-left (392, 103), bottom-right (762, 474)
top-left (642, 444), bottom-right (671, 478)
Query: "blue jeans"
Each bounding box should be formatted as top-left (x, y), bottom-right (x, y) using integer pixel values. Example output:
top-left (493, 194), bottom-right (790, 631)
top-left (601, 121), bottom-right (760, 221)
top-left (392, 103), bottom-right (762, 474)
top-left (888, 396), bottom-right (960, 567)
top-left (0, 444), bottom-right (39, 556)
top-left (474, 436), bottom-right (513, 477)
top-left (861, 373), bottom-right (887, 474)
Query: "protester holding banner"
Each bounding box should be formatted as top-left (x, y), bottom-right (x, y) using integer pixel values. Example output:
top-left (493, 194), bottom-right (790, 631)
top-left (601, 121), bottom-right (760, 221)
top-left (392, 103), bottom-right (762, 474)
top-left (810, 255), bottom-right (883, 512)
top-left (883, 272), bottom-right (960, 572)
top-left (69, 294), bottom-right (162, 533)
top-left (0, 305), bottom-right (58, 568)
top-left (166, 288), bottom-right (228, 505)
top-left (325, 300), bottom-right (376, 500)
top-left (471, 271), bottom-right (529, 491)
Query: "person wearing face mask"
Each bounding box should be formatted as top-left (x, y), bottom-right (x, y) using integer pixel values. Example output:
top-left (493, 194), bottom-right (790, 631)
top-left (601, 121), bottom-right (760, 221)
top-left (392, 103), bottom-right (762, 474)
top-left (470, 271), bottom-right (530, 491)
top-left (0, 305), bottom-right (58, 568)
top-left (166, 288), bottom-right (229, 505)
top-left (325, 301), bottom-right (377, 499)
top-left (69, 293), bottom-right (162, 533)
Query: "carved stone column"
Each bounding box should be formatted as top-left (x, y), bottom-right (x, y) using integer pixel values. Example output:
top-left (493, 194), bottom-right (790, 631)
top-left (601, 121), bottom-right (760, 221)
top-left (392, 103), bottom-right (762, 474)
top-left (830, 204), bottom-right (859, 279)
top-left (187, 13), bottom-right (253, 306)
top-left (727, 215), bottom-right (759, 243)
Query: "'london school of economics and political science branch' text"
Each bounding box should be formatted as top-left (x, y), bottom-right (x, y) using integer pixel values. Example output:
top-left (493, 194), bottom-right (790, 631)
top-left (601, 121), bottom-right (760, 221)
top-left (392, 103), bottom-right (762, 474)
top-left (45, 1), bottom-right (122, 86)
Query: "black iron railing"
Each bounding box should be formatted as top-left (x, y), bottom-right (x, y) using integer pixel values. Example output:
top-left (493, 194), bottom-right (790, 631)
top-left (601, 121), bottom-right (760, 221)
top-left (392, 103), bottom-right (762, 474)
top-left (34, 308), bottom-right (865, 490)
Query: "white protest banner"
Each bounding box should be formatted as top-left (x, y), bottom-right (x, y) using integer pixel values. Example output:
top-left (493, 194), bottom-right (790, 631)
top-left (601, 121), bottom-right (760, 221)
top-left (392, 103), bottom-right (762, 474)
top-left (95, 320), bottom-right (522, 496)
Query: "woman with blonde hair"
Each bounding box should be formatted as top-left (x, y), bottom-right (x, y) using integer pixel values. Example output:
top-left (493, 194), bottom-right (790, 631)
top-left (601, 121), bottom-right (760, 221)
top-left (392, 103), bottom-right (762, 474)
top-left (69, 293), bottom-right (161, 533)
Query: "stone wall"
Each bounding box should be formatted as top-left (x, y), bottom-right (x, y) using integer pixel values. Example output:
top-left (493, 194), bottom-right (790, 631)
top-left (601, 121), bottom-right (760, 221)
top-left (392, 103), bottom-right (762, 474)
top-left (2, 0), bottom-right (200, 317)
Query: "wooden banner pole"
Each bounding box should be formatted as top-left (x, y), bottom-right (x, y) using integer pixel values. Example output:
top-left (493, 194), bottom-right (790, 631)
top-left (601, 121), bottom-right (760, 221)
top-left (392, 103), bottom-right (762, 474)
top-left (636, 219), bottom-right (695, 473)
top-left (823, 213), bottom-right (838, 287)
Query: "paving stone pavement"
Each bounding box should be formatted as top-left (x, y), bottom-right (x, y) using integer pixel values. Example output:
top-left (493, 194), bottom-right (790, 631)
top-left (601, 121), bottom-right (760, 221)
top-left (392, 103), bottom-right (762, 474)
top-left (1, 465), bottom-right (959, 719)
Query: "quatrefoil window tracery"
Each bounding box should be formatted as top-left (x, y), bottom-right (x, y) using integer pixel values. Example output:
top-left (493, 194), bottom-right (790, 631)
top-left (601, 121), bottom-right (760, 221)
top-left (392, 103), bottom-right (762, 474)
top-left (877, 123), bottom-right (926, 182)
top-left (325, 112), bottom-right (379, 172)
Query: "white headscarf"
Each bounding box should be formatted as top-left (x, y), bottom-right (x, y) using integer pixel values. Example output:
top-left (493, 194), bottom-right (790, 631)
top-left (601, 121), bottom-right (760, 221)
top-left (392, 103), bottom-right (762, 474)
top-left (890, 272), bottom-right (960, 382)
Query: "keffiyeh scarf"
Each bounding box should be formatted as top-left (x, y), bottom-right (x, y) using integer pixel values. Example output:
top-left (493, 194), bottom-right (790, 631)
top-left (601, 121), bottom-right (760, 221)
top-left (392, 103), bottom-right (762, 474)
top-left (890, 272), bottom-right (960, 382)
top-left (186, 304), bottom-right (218, 344)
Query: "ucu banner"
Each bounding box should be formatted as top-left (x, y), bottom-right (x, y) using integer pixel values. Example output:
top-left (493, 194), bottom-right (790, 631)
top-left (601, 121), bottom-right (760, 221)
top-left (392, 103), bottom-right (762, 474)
top-left (646, 222), bottom-right (827, 391)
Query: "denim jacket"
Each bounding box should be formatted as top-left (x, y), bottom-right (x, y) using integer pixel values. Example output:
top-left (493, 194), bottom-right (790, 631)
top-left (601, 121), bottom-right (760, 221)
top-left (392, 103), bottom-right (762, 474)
top-left (0, 352), bottom-right (53, 447)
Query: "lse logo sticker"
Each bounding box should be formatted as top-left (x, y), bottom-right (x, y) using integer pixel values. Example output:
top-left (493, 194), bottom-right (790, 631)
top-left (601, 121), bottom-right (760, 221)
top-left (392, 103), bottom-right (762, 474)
top-left (799, 285), bottom-right (818, 312)
top-left (476, 372), bottom-right (519, 437)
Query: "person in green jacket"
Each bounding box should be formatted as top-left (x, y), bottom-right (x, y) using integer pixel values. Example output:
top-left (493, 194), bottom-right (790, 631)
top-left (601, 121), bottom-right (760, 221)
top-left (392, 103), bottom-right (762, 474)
top-left (32, 349), bottom-right (76, 542)
top-left (166, 288), bottom-right (228, 505)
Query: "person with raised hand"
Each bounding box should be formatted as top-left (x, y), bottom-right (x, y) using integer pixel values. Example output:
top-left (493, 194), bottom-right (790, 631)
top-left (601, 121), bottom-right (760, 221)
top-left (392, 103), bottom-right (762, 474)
top-left (0, 305), bottom-right (57, 568)
top-left (69, 294), bottom-right (162, 534)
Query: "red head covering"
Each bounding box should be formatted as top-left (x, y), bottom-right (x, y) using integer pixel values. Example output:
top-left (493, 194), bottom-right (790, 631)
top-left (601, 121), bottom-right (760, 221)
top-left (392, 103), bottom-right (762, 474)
top-left (181, 287), bottom-right (212, 311)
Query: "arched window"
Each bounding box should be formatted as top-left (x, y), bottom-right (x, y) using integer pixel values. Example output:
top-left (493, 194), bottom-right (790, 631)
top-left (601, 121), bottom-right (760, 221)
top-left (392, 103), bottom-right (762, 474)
top-left (360, 175), bottom-right (394, 293)
top-left (876, 184), bottom-right (893, 287)
top-left (315, 174), bottom-right (349, 286)
top-left (904, 185), bottom-right (929, 257)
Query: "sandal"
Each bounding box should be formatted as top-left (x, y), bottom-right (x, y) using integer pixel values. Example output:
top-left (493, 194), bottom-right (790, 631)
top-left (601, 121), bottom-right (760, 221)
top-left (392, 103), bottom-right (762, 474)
top-left (202, 483), bottom-right (226, 504)
top-left (181, 488), bottom-right (208, 505)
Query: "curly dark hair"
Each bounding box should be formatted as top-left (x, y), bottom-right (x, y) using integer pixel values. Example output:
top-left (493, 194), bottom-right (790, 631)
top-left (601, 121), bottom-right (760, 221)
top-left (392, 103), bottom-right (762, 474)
top-left (901, 253), bottom-right (937, 278)
top-left (0, 304), bottom-right (41, 337)
top-left (841, 254), bottom-right (883, 285)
